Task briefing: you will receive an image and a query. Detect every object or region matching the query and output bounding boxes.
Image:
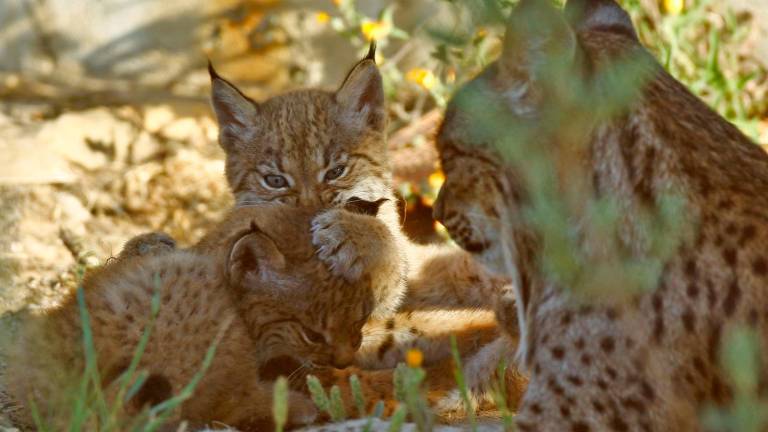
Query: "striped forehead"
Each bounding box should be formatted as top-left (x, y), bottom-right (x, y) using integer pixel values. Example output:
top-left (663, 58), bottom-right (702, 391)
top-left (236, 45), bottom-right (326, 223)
top-left (264, 93), bottom-right (340, 169)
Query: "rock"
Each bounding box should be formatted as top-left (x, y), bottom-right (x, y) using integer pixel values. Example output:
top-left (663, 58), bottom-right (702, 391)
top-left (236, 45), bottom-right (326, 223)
top-left (53, 192), bottom-right (91, 235)
top-left (0, 113), bottom-right (77, 184)
top-left (36, 108), bottom-right (139, 170)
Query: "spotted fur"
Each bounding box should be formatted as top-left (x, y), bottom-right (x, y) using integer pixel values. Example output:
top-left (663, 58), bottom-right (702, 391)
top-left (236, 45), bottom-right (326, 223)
top-left (435, 0), bottom-right (768, 430)
top-left (5, 205), bottom-right (374, 431)
top-left (208, 48), bottom-right (518, 404)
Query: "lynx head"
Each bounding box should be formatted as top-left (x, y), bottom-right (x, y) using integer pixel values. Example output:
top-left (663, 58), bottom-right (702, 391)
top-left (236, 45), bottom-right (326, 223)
top-left (224, 205), bottom-right (375, 378)
top-left (434, 0), bottom-right (642, 276)
top-left (209, 44), bottom-right (393, 210)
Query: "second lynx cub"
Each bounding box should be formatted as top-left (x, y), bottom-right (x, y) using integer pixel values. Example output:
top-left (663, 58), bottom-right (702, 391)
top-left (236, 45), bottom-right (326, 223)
top-left (5, 204), bottom-right (378, 431)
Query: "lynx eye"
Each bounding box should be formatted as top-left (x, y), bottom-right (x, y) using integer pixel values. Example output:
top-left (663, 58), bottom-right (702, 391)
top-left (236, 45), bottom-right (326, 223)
top-left (264, 174), bottom-right (288, 189)
top-left (302, 327), bottom-right (326, 345)
top-left (324, 165), bottom-right (346, 182)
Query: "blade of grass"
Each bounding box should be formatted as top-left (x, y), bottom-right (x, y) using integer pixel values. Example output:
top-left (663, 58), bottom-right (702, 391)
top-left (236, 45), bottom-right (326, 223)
top-left (449, 334), bottom-right (476, 432)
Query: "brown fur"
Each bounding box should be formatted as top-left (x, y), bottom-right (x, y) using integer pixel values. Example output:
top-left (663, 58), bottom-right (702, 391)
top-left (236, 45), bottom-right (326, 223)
top-left (435, 0), bottom-right (768, 430)
top-left (208, 49), bottom-right (518, 404)
top-left (5, 205), bottom-right (374, 431)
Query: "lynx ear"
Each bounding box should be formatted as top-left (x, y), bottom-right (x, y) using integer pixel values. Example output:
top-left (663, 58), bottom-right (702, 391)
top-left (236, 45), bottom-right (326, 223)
top-left (335, 42), bottom-right (385, 131)
top-left (227, 223), bottom-right (286, 290)
top-left (500, 0), bottom-right (576, 79)
top-left (564, 0), bottom-right (638, 40)
top-left (209, 62), bottom-right (259, 151)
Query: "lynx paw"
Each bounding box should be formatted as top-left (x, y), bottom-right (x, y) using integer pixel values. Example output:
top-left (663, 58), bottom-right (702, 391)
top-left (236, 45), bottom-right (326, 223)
top-left (119, 232), bottom-right (176, 259)
top-left (435, 336), bottom-right (517, 417)
top-left (287, 391), bottom-right (318, 426)
top-left (311, 209), bottom-right (366, 282)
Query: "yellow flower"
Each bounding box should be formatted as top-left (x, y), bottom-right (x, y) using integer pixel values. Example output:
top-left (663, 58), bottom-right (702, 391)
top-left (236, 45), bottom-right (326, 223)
top-left (406, 348), bottom-right (423, 368)
top-left (315, 12), bottom-right (330, 24)
top-left (428, 169), bottom-right (445, 191)
top-left (332, 0), bottom-right (341, 5)
top-left (434, 220), bottom-right (448, 236)
top-left (420, 194), bottom-right (435, 207)
top-left (361, 19), bottom-right (390, 41)
top-left (663, 0), bottom-right (684, 15)
top-left (406, 68), bottom-right (437, 90)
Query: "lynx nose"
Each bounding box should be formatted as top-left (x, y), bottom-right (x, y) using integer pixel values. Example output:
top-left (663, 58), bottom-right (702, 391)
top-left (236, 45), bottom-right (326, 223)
top-left (433, 185), bottom-right (447, 222)
top-left (331, 347), bottom-right (355, 369)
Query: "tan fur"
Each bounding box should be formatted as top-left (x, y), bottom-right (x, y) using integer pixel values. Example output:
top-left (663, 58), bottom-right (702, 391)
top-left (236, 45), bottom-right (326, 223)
top-left (208, 50), bottom-right (517, 404)
top-left (435, 0), bottom-right (768, 430)
top-left (5, 205), bottom-right (374, 431)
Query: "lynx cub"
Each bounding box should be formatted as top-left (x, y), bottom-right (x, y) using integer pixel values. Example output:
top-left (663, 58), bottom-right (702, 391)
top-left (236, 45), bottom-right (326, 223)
top-left (5, 204), bottom-right (376, 431)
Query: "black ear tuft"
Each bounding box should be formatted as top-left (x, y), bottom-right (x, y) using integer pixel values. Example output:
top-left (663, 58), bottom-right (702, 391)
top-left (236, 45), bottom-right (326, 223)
top-left (364, 40), bottom-right (377, 62)
top-left (344, 197), bottom-right (388, 217)
top-left (208, 59), bottom-right (220, 80)
top-left (565, 0), bottom-right (638, 40)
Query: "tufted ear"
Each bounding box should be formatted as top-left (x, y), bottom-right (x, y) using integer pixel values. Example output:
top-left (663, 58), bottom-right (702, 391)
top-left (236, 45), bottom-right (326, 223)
top-left (564, 0), bottom-right (638, 40)
top-left (500, 0), bottom-right (576, 80)
top-left (227, 223), bottom-right (286, 290)
top-left (209, 62), bottom-right (260, 152)
top-left (335, 42), bottom-right (386, 132)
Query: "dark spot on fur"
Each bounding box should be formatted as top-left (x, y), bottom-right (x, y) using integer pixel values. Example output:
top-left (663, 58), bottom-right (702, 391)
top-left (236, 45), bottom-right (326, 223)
top-left (723, 279), bottom-right (741, 317)
top-left (560, 405), bottom-right (572, 418)
top-left (606, 367), bottom-right (618, 381)
top-left (753, 256), bottom-right (768, 276)
top-left (739, 224), bottom-right (756, 244)
top-left (722, 248), bottom-right (737, 267)
top-left (597, 378), bottom-right (608, 390)
top-left (718, 199), bottom-right (734, 210)
top-left (581, 353), bottom-right (592, 366)
top-left (621, 397), bottom-right (644, 412)
top-left (574, 338), bottom-right (586, 350)
top-left (567, 375), bottom-right (583, 386)
top-left (551, 346), bottom-right (565, 360)
top-left (134, 373), bottom-right (172, 409)
top-left (725, 222), bottom-right (737, 235)
top-left (377, 335), bottom-right (394, 359)
top-left (711, 376), bottom-right (726, 401)
top-left (682, 308), bottom-right (695, 333)
top-left (684, 259), bottom-right (697, 279)
top-left (548, 377), bottom-right (565, 396)
top-left (686, 283), bottom-right (699, 299)
top-left (749, 309), bottom-right (759, 326)
top-left (592, 399), bottom-right (605, 413)
top-left (625, 337), bottom-right (635, 349)
top-left (561, 312), bottom-right (572, 326)
top-left (600, 337), bottom-right (615, 354)
top-left (707, 280), bottom-right (717, 308)
top-left (517, 422), bottom-right (534, 432)
top-left (385, 319), bottom-right (395, 330)
top-left (693, 356), bottom-right (707, 376)
top-left (640, 380), bottom-right (656, 401)
top-left (708, 323), bottom-right (722, 363)
top-left (610, 416), bottom-right (630, 431)
top-left (572, 422), bottom-right (590, 432)
top-left (530, 402), bottom-right (543, 414)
